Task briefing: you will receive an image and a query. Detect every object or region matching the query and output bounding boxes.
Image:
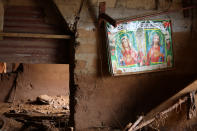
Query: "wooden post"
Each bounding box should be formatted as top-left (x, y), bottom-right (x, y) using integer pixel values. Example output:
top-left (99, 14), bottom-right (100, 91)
top-left (98, 2), bottom-right (106, 27)
top-left (98, 2), bottom-right (117, 27)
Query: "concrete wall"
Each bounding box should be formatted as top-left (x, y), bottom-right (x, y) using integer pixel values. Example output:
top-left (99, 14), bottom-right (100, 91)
top-left (54, 0), bottom-right (197, 130)
top-left (0, 64), bottom-right (69, 102)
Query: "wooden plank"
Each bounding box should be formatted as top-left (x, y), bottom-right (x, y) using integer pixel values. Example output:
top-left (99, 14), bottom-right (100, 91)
top-left (146, 80), bottom-right (197, 119)
top-left (99, 13), bottom-right (117, 27)
top-left (130, 80), bottom-right (197, 130)
top-left (0, 32), bottom-right (71, 39)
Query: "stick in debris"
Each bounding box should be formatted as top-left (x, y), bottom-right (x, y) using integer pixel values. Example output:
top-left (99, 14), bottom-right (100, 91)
top-left (128, 116), bottom-right (143, 131)
top-left (188, 91), bottom-right (196, 119)
top-left (123, 122), bottom-right (132, 131)
top-left (132, 96), bottom-right (188, 131)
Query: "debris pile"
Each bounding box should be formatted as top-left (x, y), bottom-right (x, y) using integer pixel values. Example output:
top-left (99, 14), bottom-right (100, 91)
top-left (7, 95), bottom-right (70, 115)
top-left (0, 95), bottom-right (71, 131)
top-left (37, 95), bottom-right (69, 110)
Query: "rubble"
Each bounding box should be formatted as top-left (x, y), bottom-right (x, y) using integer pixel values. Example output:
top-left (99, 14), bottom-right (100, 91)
top-left (36, 95), bottom-right (70, 111)
top-left (7, 95), bottom-right (70, 115)
top-left (0, 95), bottom-right (70, 130)
top-left (37, 95), bottom-right (52, 104)
top-left (0, 116), bottom-right (23, 131)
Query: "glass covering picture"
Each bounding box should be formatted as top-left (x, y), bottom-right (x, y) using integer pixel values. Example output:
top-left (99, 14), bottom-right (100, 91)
top-left (106, 20), bottom-right (173, 75)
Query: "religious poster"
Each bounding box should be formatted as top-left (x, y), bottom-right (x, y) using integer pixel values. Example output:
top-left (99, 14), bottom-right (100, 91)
top-left (106, 20), bottom-right (173, 76)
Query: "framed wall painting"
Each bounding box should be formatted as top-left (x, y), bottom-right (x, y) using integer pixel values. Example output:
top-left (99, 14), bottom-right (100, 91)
top-left (106, 20), bottom-right (174, 76)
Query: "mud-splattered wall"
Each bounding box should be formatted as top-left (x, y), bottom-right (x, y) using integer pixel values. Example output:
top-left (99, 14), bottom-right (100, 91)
top-left (0, 0), bottom-right (197, 130)
top-left (0, 64), bottom-right (69, 102)
top-left (54, 0), bottom-right (197, 130)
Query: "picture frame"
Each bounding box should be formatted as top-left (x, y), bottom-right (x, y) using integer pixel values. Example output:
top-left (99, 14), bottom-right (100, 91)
top-left (105, 20), bottom-right (174, 76)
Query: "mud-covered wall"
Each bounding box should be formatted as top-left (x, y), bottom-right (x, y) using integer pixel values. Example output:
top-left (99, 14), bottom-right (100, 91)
top-left (54, 0), bottom-right (197, 130)
top-left (0, 64), bottom-right (69, 102)
top-left (0, 0), bottom-right (197, 130)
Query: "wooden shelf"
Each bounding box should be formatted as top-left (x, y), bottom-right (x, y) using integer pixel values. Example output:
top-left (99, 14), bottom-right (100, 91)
top-left (0, 32), bottom-right (71, 39)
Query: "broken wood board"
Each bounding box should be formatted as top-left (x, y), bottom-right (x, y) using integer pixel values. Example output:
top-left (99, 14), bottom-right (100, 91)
top-left (145, 80), bottom-right (197, 119)
top-left (129, 80), bottom-right (197, 130)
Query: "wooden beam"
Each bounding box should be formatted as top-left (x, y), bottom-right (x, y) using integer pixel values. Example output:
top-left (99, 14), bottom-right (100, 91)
top-left (0, 32), bottom-right (71, 39)
top-left (99, 13), bottom-right (117, 27)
